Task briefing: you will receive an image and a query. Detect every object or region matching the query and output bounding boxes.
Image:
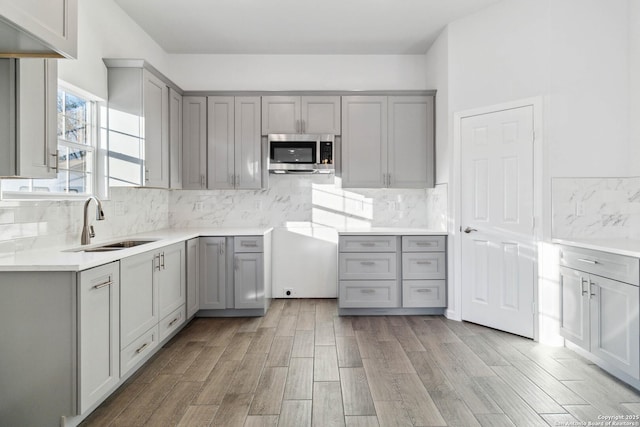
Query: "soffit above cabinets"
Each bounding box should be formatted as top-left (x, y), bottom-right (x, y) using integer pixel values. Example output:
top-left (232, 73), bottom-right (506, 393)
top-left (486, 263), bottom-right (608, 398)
top-left (113, 0), bottom-right (500, 55)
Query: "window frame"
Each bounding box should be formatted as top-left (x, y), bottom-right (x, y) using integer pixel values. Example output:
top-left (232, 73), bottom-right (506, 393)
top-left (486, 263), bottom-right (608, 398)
top-left (0, 82), bottom-right (108, 201)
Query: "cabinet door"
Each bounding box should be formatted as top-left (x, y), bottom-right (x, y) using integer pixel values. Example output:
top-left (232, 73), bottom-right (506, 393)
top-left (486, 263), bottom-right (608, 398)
top-left (158, 242), bottom-right (186, 320)
top-left (235, 97), bottom-right (262, 189)
top-left (182, 96), bottom-right (207, 189)
top-left (16, 58), bottom-right (58, 178)
top-left (78, 262), bottom-right (120, 413)
top-left (207, 96), bottom-right (235, 189)
top-left (559, 266), bottom-right (589, 350)
top-left (261, 96), bottom-right (300, 134)
top-left (169, 88), bottom-right (183, 189)
top-left (590, 276), bottom-right (640, 378)
top-left (186, 238), bottom-right (199, 318)
top-left (388, 96), bottom-right (434, 188)
top-left (199, 237), bottom-right (226, 309)
top-left (341, 96), bottom-right (387, 188)
top-left (0, 0), bottom-right (77, 58)
top-left (234, 252), bottom-right (264, 309)
top-left (301, 96), bottom-right (341, 134)
top-left (143, 70), bottom-right (169, 188)
top-left (120, 250), bottom-right (158, 348)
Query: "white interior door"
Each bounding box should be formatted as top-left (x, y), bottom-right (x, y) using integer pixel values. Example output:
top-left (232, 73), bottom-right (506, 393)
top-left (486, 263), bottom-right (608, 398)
top-left (460, 106), bottom-right (535, 338)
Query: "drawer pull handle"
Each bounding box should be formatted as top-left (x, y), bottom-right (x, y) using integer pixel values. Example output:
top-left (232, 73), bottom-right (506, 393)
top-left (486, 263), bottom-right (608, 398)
top-left (416, 261), bottom-right (432, 265)
top-left (360, 242), bottom-right (376, 247)
top-left (416, 289), bottom-right (432, 293)
top-left (241, 242), bottom-right (258, 247)
top-left (93, 280), bottom-right (113, 290)
top-left (577, 258), bottom-right (598, 265)
top-left (360, 261), bottom-right (376, 266)
top-left (416, 242), bottom-right (433, 246)
top-left (581, 278), bottom-right (588, 296)
top-left (168, 317), bottom-right (180, 327)
top-left (135, 342), bottom-right (149, 354)
top-left (361, 289), bottom-right (376, 294)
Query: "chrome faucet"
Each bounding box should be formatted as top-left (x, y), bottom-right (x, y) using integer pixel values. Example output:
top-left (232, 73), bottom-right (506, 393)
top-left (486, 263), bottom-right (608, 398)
top-left (81, 196), bottom-right (105, 245)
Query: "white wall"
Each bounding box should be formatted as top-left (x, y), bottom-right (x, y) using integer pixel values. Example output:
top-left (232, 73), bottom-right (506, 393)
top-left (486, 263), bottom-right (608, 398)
top-left (428, 0), bottom-right (633, 342)
top-left (629, 1), bottom-right (640, 175)
top-left (424, 27), bottom-right (449, 185)
top-left (57, 0), bottom-right (169, 99)
top-left (168, 54), bottom-right (428, 91)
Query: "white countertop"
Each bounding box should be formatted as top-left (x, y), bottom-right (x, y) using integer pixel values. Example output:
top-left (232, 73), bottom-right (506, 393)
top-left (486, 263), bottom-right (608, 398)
top-left (552, 237), bottom-right (640, 258)
top-left (336, 227), bottom-right (447, 236)
top-left (0, 227), bottom-right (273, 272)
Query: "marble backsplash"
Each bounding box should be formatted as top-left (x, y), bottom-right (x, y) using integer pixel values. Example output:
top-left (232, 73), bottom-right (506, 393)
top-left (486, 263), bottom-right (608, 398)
top-left (0, 174), bottom-right (448, 255)
top-left (0, 187), bottom-right (169, 256)
top-left (552, 177), bottom-right (640, 239)
top-left (169, 174), bottom-right (444, 230)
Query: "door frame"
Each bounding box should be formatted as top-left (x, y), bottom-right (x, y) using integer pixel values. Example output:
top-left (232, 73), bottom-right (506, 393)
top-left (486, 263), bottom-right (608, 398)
top-left (450, 97), bottom-right (544, 341)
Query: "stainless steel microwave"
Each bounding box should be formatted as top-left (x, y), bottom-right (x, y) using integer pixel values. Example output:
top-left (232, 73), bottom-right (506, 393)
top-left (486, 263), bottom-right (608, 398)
top-left (267, 134), bottom-right (335, 173)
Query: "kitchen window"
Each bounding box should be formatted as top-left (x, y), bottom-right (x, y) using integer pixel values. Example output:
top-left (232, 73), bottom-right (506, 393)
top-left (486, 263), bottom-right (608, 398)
top-left (1, 85), bottom-right (106, 199)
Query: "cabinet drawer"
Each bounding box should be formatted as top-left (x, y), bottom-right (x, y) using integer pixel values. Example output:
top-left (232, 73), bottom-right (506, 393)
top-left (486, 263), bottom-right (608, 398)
top-left (402, 236), bottom-right (446, 252)
top-left (560, 246), bottom-right (639, 286)
top-left (402, 252), bottom-right (446, 280)
top-left (339, 280), bottom-right (400, 308)
top-left (339, 236), bottom-right (397, 252)
top-left (339, 252), bottom-right (397, 280)
top-left (120, 326), bottom-right (158, 377)
top-left (402, 280), bottom-right (446, 308)
top-left (159, 305), bottom-right (186, 342)
top-left (234, 236), bottom-right (263, 253)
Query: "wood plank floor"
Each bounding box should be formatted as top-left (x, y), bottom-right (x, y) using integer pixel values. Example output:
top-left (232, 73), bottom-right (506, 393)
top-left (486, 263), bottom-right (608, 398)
top-left (82, 299), bottom-right (640, 426)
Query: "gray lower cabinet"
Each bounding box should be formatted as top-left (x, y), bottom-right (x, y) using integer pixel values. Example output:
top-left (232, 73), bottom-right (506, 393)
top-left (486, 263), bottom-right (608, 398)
top-left (78, 262), bottom-right (120, 414)
top-left (120, 242), bottom-right (186, 376)
top-left (199, 237), bottom-right (227, 309)
top-left (559, 246), bottom-right (640, 380)
top-left (199, 234), bottom-right (271, 314)
top-left (0, 263), bottom-right (119, 426)
top-left (186, 237), bottom-right (200, 318)
top-left (338, 234), bottom-right (446, 312)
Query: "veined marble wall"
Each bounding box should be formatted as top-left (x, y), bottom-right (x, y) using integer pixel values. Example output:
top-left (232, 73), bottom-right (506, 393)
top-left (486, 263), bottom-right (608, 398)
top-left (170, 174), bottom-right (444, 230)
top-left (552, 177), bottom-right (640, 239)
top-left (0, 187), bottom-right (169, 256)
top-left (0, 175), bottom-right (447, 256)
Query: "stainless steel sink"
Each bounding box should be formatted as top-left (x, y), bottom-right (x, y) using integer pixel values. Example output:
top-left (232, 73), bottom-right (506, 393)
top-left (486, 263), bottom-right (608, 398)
top-left (69, 239), bottom-right (157, 252)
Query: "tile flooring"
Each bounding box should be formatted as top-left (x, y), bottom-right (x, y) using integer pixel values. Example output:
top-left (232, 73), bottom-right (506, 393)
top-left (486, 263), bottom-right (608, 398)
top-left (81, 299), bottom-right (640, 426)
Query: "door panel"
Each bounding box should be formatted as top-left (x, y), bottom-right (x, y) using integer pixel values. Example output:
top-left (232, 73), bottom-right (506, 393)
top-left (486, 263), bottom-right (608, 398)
top-left (461, 105), bottom-right (535, 338)
top-left (199, 237), bottom-right (226, 310)
top-left (208, 96), bottom-right (235, 189)
top-left (235, 97), bottom-right (261, 189)
top-left (559, 266), bottom-right (589, 349)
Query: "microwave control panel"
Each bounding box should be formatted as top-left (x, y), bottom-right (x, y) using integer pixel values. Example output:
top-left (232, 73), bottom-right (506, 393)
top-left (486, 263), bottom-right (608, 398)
top-left (320, 142), bottom-right (333, 164)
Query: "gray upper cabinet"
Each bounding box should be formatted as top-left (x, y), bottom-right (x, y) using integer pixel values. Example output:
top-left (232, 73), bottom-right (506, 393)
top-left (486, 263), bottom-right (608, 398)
top-left (262, 95), bottom-right (340, 135)
top-left (208, 96), bottom-right (262, 189)
top-left (0, 0), bottom-right (78, 58)
top-left (143, 71), bottom-right (169, 188)
top-left (182, 96), bottom-right (207, 189)
top-left (105, 60), bottom-right (172, 188)
top-left (207, 96), bottom-right (234, 189)
top-left (388, 96), bottom-right (434, 188)
top-left (168, 88), bottom-right (183, 189)
top-left (0, 58), bottom-right (57, 179)
top-left (341, 95), bottom-right (434, 189)
top-left (341, 96), bottom-right (388, 188)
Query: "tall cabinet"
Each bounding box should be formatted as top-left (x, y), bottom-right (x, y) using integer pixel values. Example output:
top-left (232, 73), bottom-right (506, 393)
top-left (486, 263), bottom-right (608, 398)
top-left (341, 95), bottom-right (434, 188)
top-left (207, 96), bottom-right (262, 189)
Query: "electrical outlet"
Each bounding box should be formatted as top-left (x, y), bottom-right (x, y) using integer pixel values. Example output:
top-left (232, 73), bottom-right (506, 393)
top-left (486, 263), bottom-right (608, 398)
top-left (283, 288), bottom-right (294, 297)
top-left (575, 201), bottom-right (585, 216)
top-left (194, 201), bottom-right (204, 212)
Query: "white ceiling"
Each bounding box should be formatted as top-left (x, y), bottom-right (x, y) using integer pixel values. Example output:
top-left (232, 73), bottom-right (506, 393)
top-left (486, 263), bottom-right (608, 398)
top-left (114, 0), bottom-right (501, 55)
